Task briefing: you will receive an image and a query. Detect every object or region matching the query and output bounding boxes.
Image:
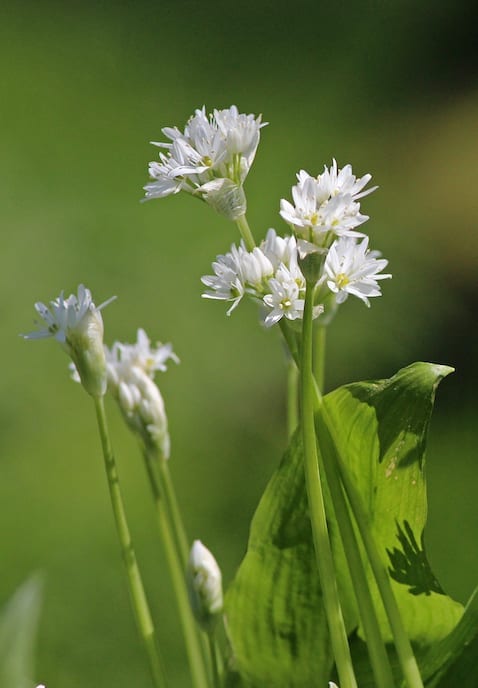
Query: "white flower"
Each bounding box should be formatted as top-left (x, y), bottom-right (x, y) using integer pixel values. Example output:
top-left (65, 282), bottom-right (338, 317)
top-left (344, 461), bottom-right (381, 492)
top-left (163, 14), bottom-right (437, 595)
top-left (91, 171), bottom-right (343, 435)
top-left (144, 105), bottom-right (266, 219)
top-left (201, 242), bottom-right (274, 314)
top-left (201, 229), bottom-right (327, 327)
top-left (106, 328), bottom-right (178, 385)
top-left (262, 264), bottom-right (321, 327)
top-left (187, 540), bottom-right (223, 631)
top-left (280, 162), bottom-right (375, 251)
top-left (323, 236), bottom-right (391, 306)
top-left (23, 285), bottom-right (115, 397)
top-left (105, 329), bottom-right (178, 457)
top-left (329, 683), bottom-right (339, 688)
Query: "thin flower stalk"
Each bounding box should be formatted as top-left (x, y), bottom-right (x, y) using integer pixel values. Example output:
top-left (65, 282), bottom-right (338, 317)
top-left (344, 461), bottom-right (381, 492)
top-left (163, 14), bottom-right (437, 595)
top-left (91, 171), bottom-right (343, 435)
top-left (300, 280), bottom-right (357, 688)
top-left (312, 393), bottom-right (425, 688)
top-left (235, 213), bottom-right (256, 251)
top-left (93, 397), bottom-right (167, 688)
top-left (143, 448), bottom-right (210, 688)
top-left (317, 415), bottom-right (396, 688)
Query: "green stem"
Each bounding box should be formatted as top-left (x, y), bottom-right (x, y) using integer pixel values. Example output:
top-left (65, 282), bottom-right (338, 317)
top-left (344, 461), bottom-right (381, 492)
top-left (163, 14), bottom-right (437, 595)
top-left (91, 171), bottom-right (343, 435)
top-left (93, 397), bottom-right (167, 688)
top-left (235, 214), bottom-right (256, 251)
top-left (207, 630), bottom-right (221, 688)
top-left (287, 356), bottom-right (299, 437)
top-left (318, 416), bottom-right (396, 688)
top-left (313, 325), bottom-right (326, 393)
top-left (300, 282), bottom-right (357, 688)
top-left (143, 449), bottom-right (210, 688)
top-left (319, 409), bottom-right (425, 688)
top-left (157, 458), bottom-right (190, 570)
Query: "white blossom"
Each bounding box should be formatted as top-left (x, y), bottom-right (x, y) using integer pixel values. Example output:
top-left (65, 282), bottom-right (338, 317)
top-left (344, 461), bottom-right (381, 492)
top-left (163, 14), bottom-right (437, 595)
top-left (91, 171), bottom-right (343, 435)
top-left (202, 229), bottom-right (328, 326)
top-left (105, 329), bottom-right (178, 457)
top-left (263, 264), bottom-right (306, 327)
top-left (324, 236), bottom-right (391, 306)
top-left (187, 540), bottom-right (223, 631)
top-left (144, 105), bottom-right (266, 219)
top-left (280, 162), bottom-right (375, 252)
top-left (23, 285), bottom-right (114, 397)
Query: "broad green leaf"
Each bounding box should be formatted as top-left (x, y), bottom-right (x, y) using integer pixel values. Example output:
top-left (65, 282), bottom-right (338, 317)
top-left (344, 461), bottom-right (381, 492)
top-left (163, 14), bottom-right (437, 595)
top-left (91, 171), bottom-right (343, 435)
top-left (225, 430), bottom-right (357, 687)
top-left (226, 362), bottom-right (468, 687)
top-left (321, 362), bottom-right (463, 651)
top-left (0, 574), bottom-right (43, 688)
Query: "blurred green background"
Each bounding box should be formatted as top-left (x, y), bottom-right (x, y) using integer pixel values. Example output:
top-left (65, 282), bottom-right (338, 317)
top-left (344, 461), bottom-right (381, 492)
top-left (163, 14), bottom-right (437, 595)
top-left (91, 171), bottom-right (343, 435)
top-left (1, 1), bottom-right (477, 686)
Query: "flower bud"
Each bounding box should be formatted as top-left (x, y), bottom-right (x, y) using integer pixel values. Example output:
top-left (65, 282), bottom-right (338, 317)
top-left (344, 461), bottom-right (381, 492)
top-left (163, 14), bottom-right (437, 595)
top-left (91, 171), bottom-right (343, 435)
top-left (197, 179), bottom-right (247, 220)
top-left (187, 540), bottom-right (223, 632)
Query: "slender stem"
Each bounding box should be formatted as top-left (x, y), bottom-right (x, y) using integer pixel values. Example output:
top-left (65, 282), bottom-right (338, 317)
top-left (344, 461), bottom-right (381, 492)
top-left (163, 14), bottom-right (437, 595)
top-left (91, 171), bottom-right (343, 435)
top-left (93, 396), bottom-right (167, 688)
top-left (287, 357), bottom-right (299, 437)
top-left (143, 449), bottom-right (210, 688)
top-left (313, 325), bottom-right (326, 393)
top-left (281, 321), bottom-right (424, 688)
top-left (235, 214), bottom-right (256, 251)
top-left (207, 631), bottom-right (221, 688)
top-left (157, 459), bottom-right (190, 570)
top-left (319, 408), bottom-right (425, 688)
top-left (300, 282), bottom-right (357, 688)
top-left (318, 416), bottom-right (396, 688)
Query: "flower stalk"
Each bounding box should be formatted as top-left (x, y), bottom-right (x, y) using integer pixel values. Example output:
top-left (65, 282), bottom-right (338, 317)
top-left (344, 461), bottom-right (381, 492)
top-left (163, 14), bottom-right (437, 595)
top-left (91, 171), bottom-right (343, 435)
top-left (143, 448), bottom-right (210, 688)
top-left (93, 396), bottom-right (167, 688)
top-left (300, 280), bottom-right (357, 688)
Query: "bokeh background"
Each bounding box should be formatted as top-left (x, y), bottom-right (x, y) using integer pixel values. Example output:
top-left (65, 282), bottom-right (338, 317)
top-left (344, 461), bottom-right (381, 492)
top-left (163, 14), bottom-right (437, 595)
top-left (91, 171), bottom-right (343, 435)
top-left (1, 1), bottom-right (477, 686)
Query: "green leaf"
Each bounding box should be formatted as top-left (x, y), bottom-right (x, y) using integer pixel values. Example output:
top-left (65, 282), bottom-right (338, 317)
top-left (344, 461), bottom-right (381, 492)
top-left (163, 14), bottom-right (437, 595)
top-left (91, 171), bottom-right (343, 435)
top-left (226, 362), bottom-right (470, 687)
top-left (0, 574), bottom-right (44, 688)
top-left (321, 362), bottom-right (463, 652)
top-left (225, 430), bottom-right (356, 687)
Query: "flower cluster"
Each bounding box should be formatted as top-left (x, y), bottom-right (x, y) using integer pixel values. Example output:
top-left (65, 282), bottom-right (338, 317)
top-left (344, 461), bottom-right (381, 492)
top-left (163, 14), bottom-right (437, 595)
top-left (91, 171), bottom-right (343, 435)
top-left (202, 225), bottom-right (390, 327)
top-left (280, 161), bottom-right (376, 256)
top-left (144, 105), bottom-right (266, 220)
top-left (202, 229), bottom-right (317, 327)
top-left (23, 285), bottom-right (115, 397)
top-left (105, 329), bottom-right (179, 457)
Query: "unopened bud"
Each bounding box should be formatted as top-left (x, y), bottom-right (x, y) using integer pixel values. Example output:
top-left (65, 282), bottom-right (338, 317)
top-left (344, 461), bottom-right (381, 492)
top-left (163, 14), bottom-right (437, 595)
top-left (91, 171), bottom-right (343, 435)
top-left (187, 540), bottom-right (223, 632)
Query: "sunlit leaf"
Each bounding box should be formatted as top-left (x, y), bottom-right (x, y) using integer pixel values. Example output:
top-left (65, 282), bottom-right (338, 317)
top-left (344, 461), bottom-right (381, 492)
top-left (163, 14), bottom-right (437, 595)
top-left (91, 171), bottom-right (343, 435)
top-left (226, 362), bottom-right (470, 686)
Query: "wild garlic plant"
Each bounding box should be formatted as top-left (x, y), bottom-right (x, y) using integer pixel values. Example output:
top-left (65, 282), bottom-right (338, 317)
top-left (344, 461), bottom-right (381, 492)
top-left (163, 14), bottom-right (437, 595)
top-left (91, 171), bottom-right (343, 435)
top-left (24, 105), bottom-right (477, 688)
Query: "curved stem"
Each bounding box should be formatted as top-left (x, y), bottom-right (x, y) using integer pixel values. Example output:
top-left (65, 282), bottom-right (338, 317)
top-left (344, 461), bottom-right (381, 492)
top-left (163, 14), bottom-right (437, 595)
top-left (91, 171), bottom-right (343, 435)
top-left (313, 325), bottom-right (326, 394)
top-left (93, 397), bottom-right (167, 688)
top-left (300, 282), bottom-right (357, 688)
top-left (319, 408), bottom-right (425, 688)
top-left (143, 449), bottom-right (210, 688)
top-left (287, 357), bottom-right (299, 437)
top-left (235, 214), bottom-right (256, 251)
top-left (157, 459), bottom-right (190, 570)
top-left (207, 630), bottom-right (221, 688)
top-left (318, 416), bottom-right (396, 688)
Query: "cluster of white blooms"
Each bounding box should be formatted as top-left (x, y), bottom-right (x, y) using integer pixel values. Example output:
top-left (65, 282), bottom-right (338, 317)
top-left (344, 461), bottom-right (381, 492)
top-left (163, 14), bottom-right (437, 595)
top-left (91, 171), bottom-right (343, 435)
top-left (202, 229), bottom-right (318, 327)
top-left (144, 105), bottom-right (266, 220)
top-left (202, 224), bottom-right (390, 326)
top-left (23, 285), bottom-right (115, 397)
top-left (187, 540), bottom-right (223, 632)
top-left (105, 329), bottom-right (179, 458)
top-left (280, 160), bottom-right (377, 256)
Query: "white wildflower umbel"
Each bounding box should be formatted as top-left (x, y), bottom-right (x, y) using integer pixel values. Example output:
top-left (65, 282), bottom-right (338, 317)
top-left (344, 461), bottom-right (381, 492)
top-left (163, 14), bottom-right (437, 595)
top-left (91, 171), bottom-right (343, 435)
top-left (24, 284), bottom-right (114, 397)
top-left (323, 236), bottom-right (391, 306)
top-left (202, 228), bottom-right (319, 327)
top-left (105, 329), bottom-right (178, 457)
top-left (187, 540), bottom-right (223, 632)
top-left (144, 105), bottom-right (266, 220)
top-left (280, 161), bottom-right (376, 255)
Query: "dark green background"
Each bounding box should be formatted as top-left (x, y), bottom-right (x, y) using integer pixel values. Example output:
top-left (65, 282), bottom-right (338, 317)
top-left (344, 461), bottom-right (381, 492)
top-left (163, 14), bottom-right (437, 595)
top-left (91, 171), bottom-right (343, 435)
top-left (1, 1), bottom-right (477, 686)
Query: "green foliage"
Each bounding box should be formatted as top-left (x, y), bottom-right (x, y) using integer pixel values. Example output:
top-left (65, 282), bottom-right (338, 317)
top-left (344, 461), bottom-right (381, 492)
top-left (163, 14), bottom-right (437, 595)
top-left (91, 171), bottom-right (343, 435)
top-left (0, 574), bottom-right (43, 688)
top-left (225, 363), bottom-right (478, 687)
